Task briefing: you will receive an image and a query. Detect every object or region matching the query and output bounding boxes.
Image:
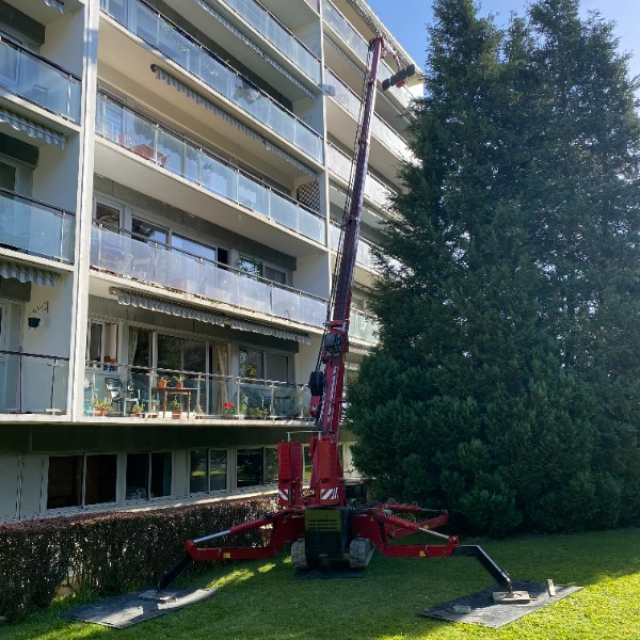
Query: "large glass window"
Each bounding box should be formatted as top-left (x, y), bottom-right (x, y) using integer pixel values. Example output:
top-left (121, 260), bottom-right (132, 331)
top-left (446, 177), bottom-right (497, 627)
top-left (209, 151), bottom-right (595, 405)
top-left (95, 202), bottom-right (121, 229)
top-left (132, 217), bottom-right (168, 245)
top-left (190, 449), bottom-right (227, 493)
top-left (158, 335), bottom-right (206, 373)
top-left (173, 234), bottom-right (216, 262)
top-left (240, 348), bottom-right (289, 382)
top-left (236, 448), bottom-right (264, 488)
top-left (47, 454), bottom-right (117, 509)
top-left (126, 452), bottom-right (172, 500)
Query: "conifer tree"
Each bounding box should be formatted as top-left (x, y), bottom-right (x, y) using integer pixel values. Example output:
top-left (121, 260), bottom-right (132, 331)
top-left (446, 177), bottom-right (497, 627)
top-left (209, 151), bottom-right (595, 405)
top-left (346, 0), bottom-right (640, 534)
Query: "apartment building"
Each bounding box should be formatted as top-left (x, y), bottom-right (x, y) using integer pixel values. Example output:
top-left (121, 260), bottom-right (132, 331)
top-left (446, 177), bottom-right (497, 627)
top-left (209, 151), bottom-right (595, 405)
top-left (0, 0), bottom-right (421, 520)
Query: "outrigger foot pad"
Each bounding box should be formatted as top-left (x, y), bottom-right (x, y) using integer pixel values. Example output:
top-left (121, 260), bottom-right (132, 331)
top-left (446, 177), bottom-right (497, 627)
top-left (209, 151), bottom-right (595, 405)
top-left (157, 553), bottom-right (193, 592)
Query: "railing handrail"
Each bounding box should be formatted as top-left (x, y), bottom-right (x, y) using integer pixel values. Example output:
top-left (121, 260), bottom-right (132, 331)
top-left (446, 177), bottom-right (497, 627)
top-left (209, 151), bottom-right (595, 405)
top-left (219, 0), bottom-right (320, 63)
top-left (102, 0), bottom-right (322, 142)
top-left (97, 93), bottom-right (323, 221)
top-left (0, 187), bottom-right (75, 217)
top-left (93, 222), bottom-right (329, 304)
top-left (0, 32), bottom-right (81, 81)
top-left (86, 361), bottom-right (307, 388)
top-left (1, 349), bottom-right (70, 361)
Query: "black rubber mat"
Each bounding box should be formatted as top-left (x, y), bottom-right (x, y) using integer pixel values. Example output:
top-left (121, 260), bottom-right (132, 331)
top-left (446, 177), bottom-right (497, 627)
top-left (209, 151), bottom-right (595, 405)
top-left (60, 588), bottom-right (217, 629)
top-left (294, 567), bottom-right (365, 579)
top-left (418, 580), bottom-right (581, 628)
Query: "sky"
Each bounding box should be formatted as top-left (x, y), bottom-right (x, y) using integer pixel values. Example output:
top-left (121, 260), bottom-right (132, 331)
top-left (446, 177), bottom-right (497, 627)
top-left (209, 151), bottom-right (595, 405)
top-left (366, 0), bottom-right (640, 80)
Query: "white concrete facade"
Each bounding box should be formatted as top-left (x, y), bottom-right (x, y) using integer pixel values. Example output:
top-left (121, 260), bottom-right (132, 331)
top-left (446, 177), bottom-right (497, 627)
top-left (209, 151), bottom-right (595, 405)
top-left (0, 0), bottom-right (421, 521)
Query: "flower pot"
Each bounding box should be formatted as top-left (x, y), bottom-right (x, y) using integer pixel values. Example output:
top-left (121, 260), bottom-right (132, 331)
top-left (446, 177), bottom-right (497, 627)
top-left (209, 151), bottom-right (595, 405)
top-left (158, 380), bottom-right (168, 388)
top-left (172, 410), bottom-right (182, 419)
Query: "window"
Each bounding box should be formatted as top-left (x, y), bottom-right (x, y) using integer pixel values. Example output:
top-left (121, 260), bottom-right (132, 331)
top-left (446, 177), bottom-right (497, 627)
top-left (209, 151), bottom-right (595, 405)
top-left (238, 255), bottom-right (287, 285)
top-left (240, 348), bottom-right (289, 382)
top-left (47, 454), bottom-right (117, 510)
top-left (126, 452), bottom-right (172, 500)
top-left (236, 448), bottom-right (264, 488)
top-left (132, 217), bottom-right (168, 245)
top-left (87, 320), bottom-right (119, 365)
top-left (95, 202), bottom-right (121, 229)
top-left (189, 449), bottom-right (227, 494)
top-left (173, 234), bottom-right (216, 262)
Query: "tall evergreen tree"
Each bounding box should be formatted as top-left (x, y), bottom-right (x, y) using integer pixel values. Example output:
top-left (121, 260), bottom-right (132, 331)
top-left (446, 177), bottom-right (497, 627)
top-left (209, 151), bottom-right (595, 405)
top-left (346, 0), bottom-right (640, 534)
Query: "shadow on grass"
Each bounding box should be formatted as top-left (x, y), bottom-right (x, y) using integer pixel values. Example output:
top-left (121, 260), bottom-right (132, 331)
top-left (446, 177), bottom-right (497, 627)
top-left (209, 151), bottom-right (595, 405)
top-left (3, 528), bottom-right (640, 640)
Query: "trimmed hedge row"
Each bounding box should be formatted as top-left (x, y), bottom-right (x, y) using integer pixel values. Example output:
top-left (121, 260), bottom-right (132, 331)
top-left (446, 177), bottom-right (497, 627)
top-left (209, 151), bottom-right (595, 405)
top-left (0, 497), bottom-right (276, 621)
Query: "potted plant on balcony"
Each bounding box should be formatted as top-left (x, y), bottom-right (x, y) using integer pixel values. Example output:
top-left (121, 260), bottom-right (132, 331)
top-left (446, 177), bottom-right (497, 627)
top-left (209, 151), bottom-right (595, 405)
top-left (94, 398), bottom-right (113, 417)
top-left (157, 376), bottom-right (170, 388)
top-left (222, 401), bottom-right (235, 418)
top-left (173, 373), bottom-right (189, 389)
top-left (169, 398), bottom-right (182, 419)
top-left (195, 404), bottom-right (204, 419)
top-left (131, 404), bottom-right (144, 417)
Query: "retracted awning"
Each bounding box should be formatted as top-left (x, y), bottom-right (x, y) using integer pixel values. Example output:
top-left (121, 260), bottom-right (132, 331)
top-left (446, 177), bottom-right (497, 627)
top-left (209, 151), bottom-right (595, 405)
top-left (111, 288), bottom-right (225, 326)
top-left (0, 108), bottom-right (65, 148)
top-left (229, 318), bottom-right (310, 344)
top-left (0, 258), bottom-right (59, 287)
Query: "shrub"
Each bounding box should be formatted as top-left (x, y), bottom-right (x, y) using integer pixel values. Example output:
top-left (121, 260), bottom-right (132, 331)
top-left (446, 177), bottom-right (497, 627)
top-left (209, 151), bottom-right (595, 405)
top-left (0, 497), bottom-right (276, 621)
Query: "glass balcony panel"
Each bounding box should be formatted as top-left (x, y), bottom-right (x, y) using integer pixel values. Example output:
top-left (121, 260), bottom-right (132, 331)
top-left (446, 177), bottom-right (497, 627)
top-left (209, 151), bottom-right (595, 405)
top-left (0, 352), bottom-right (68, 413)
top-left (156, 129), bottom-right (184, 176)
top-left (184, 144), bottom-right (200, 183)
top-left (238, 380), bottom-right (272, 417)
top-left (0, 190), bottom-right (75, 262)
top-left (102, 0), bottom-right (323, 161)
top-left (238, 276), bottom-right (270, 314)
top-left (322, 0), bottom-right (368, 61)
top-left (238, 173), bottom-right (269, 215)
top-left (298, 207), bottom-right (324, 244)
top-left (200, 154), bottom-right (236, 201)
top-left (301, 296), bottom-right (327, 327)
top-left (272, 287), bottom-right (302, 322)
top-left (0, 39), bottom-right (81, 122)
top-left (204, 265), bottom-right (239, 306)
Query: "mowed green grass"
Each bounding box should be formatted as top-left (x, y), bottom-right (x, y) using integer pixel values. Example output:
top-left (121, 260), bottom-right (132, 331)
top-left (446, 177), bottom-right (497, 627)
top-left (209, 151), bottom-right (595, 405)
top-left (3, 528), bottom-right (640, 640)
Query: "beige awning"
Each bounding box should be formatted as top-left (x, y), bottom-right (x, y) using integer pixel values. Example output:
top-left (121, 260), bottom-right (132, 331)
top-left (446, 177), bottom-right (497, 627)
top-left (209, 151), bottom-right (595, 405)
top-left (0, 108), bottom-right (65, 148)
top-left (111, 288), bottom-right (225, 326)
top-left (0, 258), bottom-right (59, 287)
top-left (229, 318), bottom-right (310, 344)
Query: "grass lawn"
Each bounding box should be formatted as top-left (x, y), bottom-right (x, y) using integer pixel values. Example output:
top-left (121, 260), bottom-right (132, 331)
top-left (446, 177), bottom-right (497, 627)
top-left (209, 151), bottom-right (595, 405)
top-left (2, 528), bottom-right (640, 640)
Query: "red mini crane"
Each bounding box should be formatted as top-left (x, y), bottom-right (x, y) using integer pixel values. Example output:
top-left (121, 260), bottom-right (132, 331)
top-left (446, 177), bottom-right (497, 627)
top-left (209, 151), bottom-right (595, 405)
top-left (158, 36), bottom-right (515, 595)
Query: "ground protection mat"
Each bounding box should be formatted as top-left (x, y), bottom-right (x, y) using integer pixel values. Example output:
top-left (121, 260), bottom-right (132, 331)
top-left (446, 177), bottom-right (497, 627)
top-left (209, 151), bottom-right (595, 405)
top-left (294, 568), bottom-right (365, 579)
top-left (60, 588), bottom-right (217, 629)
top-left (418, 580), bottom-right (582, 628)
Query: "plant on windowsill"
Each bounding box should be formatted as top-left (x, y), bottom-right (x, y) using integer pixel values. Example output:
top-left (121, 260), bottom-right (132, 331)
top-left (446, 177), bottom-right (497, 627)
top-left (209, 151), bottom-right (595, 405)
top-left (94, 398), bottom-right (113, 417)
top-left (169, 398), bottom-right (182, 419)
top-left (173, 373), bottom-right (189, 389)
top-left (195, 404), bottom-right (204, 419)
top-left (222, 401), bottom-right (235, 418)
top-left (247, 407), bottom-right (270, 420)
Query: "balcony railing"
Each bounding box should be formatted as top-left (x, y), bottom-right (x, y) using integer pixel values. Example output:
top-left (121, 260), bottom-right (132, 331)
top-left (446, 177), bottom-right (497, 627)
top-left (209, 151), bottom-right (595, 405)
top-left (326, 143), bottom-right (395, 209)
top-left (321, 0), bottom-right (413, 109)
top-left (325, 68), bottom-right (412, 162)
top-left (0, 188), bottom-right (75, 263)
top-left (100, 0), bottom-right (323, 162)
top-left (95, 95), bottom-right (325, 244)
top-left (90, 224), bottom-right (328, 327)
top-left (350, 309), bottom-right (378, 344)
top-left (217, 0), bottom-right (321, 82)
top-left (330, 223), bottom-right (378, 272)
top-left (0, 35), bottom-right (81, 122)
top-left (0, 350), bottom-right (69, 414)
top-left (85, 363), bottom-right (312, 419)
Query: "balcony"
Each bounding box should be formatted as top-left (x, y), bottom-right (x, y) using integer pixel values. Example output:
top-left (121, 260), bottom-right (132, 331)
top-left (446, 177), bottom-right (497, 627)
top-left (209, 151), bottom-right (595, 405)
top-left (95, 95), bottom-right (325, 245)
top-left (325, 68), bottom-right (412, 163)
top-left (321, 0), bottom-right (413, 109)
top-left (0, 350), bottom-right (68, 415)
top-left (326, 142), bottom-right (395, 210)
top-left (84, 363), bottom-right (312, 420)
top-left (0, 188), bottom-right (75, 263)
top-left (217, 0), bottom-right (321, 82)
top-left (330, 223), bottom-right (378, 272)
top-left (0, 35), bottom-right (81, 123)
top-left (100, 0), bottom-right (323, 162)
top-left (90, 224), bottom-right (328, 327)
top-left (350, 309), bottom-right (378, 345)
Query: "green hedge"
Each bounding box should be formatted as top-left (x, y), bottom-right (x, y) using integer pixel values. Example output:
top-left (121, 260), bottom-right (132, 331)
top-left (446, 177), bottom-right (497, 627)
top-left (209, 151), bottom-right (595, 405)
top-left (0, 497), bottom-right (276, 621)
